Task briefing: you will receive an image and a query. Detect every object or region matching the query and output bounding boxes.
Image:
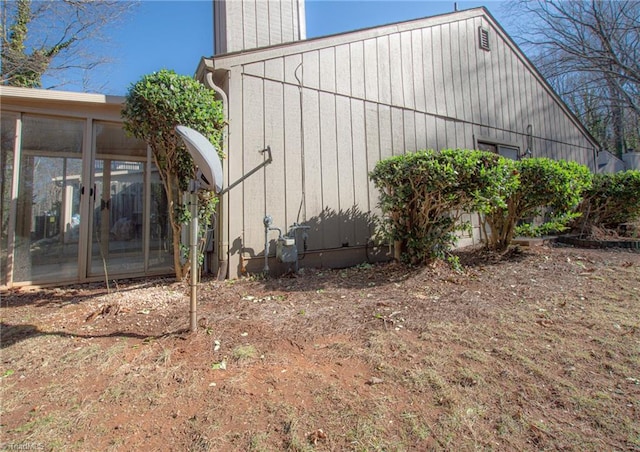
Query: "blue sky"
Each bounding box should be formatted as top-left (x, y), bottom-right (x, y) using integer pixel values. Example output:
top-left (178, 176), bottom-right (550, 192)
top-left (46, 0), bottom-right (509, 96)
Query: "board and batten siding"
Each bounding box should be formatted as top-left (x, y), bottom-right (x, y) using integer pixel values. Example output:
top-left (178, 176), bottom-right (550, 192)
top-left (205, 8), bottom-right (598, 277)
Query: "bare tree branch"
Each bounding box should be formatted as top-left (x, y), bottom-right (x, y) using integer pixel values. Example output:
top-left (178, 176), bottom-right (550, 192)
top-left (1, 0), bottom-right (136, 90)
top-left (506, 0), bottom-right (640, 155)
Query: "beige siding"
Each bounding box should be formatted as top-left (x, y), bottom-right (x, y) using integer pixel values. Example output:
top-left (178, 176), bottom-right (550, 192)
top-left (319, 91), bottom-right (339, 248)
top-left (208, 8), bottom-right (599, 276)
top-left (378, 105), bottom-right (393, 161)
top-left (335, 44), bottom-right (350, 96)
top-left (301, 87), bottom-right (322, 247)
top-left (225, 67), bottom-right (244, 275)
top-left (350, 42), bottom-right (365, 100)
top-left (363, 39), bottom-right (378, 102)
top-left (336, 96), bottom-right (356, 246)
top-left (241, 75), bottom-right (265, 257)
top-left (264, 78), bottom-right (286, 244)
top-left (351, 99), bottom-right (370, 245)
top-left (302, 50), bottom-right (319, 89)
top-left (377, 36), bottom-right (391, 105)
top-left (365, 102), bottom-right (381, 217)
top-left (422, 28), bottom-right (436, 117)
top-left (412, 30), bottom-right (426, 113)
top-left (283, 83), bottom-right (303, 232)
top-left (284, 53), bottom-right (302, 85)
top-left (400, 31), bottom-right (415, 111)
top-left (319, 47), bottom-right (335, 92)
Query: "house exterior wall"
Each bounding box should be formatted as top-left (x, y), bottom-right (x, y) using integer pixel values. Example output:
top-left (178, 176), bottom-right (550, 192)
top-left (214, 0), bottom-right (306, 55)
top-left (622, 152), bottom-right (640, 170)
top-left (597, 150), bottom-right (627, 173)
top-left (202, 8), bottom-right (599, 278)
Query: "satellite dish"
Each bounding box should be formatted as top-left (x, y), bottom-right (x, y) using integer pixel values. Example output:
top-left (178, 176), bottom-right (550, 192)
top-left (175, 125), bottom-right (223, 193)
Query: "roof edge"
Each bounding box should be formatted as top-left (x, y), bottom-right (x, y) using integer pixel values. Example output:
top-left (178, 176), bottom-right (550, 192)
top-left (199, 5), bottom-right (600, 152)
top-left (0, 86), bottom-right (125, 105)
top-left (206, 7), bottom-right (487, 69)
top-left (478, 8), bottom-right (601, 151)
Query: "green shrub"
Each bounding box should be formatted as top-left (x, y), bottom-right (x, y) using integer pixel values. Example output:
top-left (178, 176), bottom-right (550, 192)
top-left (481, 158), bottom-right (592, 250)
top-left (573, 170), bottom-right (640, 232)
top-left (369, 149), bottom-right (511, 264)
top-left (121, 69), bottom-right (224, 280)
top-left (514, 212), bottom-right (579, 237)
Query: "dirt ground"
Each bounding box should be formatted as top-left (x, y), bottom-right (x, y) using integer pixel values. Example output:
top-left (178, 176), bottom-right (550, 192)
top-left (1, 243), bottom-right (639, 451)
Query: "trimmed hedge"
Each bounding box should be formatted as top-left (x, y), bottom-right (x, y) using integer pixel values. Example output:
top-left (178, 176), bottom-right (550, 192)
top-left (371, 150), bottom-right (593, 263)
top-left (573, 170), bottom-right (640, 232)
top-left (482, 158), bottom-right (592, 250)
top-left (369, 149), bottom-right (512, 263)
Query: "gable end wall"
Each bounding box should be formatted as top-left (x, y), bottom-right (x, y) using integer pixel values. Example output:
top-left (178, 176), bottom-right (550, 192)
top-left (205, 9), bottom-right (599, 277)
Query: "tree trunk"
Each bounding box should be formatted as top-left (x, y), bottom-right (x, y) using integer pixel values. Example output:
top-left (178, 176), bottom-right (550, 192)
top-left (607, 74), bottom-right (625, 158)
top-left (163, 172), bottom-right (187, 281)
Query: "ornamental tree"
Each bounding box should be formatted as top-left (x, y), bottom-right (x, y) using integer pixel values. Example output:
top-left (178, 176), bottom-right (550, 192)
top-left (121, 69), bottom-right (224, 280)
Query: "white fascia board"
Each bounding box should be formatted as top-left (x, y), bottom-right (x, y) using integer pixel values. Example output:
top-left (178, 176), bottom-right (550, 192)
top-left (0, 86), bottom-right (124, 106)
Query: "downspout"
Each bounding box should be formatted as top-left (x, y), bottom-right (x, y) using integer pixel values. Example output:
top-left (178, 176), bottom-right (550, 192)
top-left (205, 71), bottom-right (230, 280)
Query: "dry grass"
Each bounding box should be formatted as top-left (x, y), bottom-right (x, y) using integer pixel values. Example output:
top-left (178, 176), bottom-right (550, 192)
top-left (1, 245), bottom-right (639, 451)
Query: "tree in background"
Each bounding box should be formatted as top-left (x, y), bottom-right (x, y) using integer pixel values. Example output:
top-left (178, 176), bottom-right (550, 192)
top-left (508, 0), bottom-right (640, 156)
top-left (122, 70), bottom-right (224, 281)
top-left (0, 0), bottom-right (134, 89)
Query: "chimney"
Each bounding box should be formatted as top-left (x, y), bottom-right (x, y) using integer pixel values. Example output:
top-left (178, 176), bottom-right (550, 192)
top-left (214, 0), bottom-right (306, 55)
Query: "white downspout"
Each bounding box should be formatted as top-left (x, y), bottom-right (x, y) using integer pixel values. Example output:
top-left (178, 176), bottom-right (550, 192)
top-left (205, 71), bottom-right (230, 279)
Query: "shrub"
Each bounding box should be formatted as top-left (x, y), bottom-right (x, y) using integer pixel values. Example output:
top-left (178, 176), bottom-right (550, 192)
top-left (370, 149), bottom-right (511, 264)
top-left (121, 69), bottom-right (224, 280)
top-left (572, 170), bottom-right (640, 233)
top-left (481, 158), bottom-right (592, 250)
top-left (514, 212), bottom-right (576, 237)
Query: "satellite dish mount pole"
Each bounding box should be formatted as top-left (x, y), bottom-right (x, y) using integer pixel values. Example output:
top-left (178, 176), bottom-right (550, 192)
top-left (174, 125), bottom-right (225, 333)
top-left (188, 175), bottom-right (200, 332)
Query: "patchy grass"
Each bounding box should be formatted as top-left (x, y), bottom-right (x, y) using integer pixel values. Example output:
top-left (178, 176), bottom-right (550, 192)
top-left (1, 245), bottom-right (639, 450)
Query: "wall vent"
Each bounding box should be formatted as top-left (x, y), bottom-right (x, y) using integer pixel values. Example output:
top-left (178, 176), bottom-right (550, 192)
top-left (478, 26), bottom-right (490, 51)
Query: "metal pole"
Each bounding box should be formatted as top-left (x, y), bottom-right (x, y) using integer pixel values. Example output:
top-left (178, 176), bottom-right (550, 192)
top-left (189, 189), bottom-right (198, 332)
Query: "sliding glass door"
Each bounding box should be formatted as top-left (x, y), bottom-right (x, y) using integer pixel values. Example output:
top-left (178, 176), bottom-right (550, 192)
top-left (13, 116), bottom-right (84, 283)
top-left (4, 115), bottom-right (173, 286)
top-left (88, 122), bottom-right (172, 278)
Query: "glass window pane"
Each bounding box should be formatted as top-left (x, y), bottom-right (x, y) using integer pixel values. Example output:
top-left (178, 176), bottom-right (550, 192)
top-left (477, 141), bottom-right (497, 153)
top-left (1, 113), bottom-right (18, 286)
top-left (95, 121), bottom-right (147, 158)
top-left (89, 122), bottom-right (147, 276)
top-left (14, 116), bottom-right (84, 283)
top-left (498, 145), bottom-right (520, 161)
top-left (148, 164), bottom-right (173, 271)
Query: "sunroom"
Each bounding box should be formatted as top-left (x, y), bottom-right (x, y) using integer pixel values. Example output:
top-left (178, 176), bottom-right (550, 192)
top-left (1, 86), bottom-right (173, 288)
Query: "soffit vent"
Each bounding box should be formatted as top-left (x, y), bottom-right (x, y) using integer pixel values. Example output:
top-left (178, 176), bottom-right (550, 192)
top-left (479, 26), bottom-right (490, 51)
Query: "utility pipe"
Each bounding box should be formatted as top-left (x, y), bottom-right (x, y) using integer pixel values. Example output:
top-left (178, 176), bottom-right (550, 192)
top-left (205, 71), bottom-right (229, 280)
top-left (262, 215), bottom-right (282, 274)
